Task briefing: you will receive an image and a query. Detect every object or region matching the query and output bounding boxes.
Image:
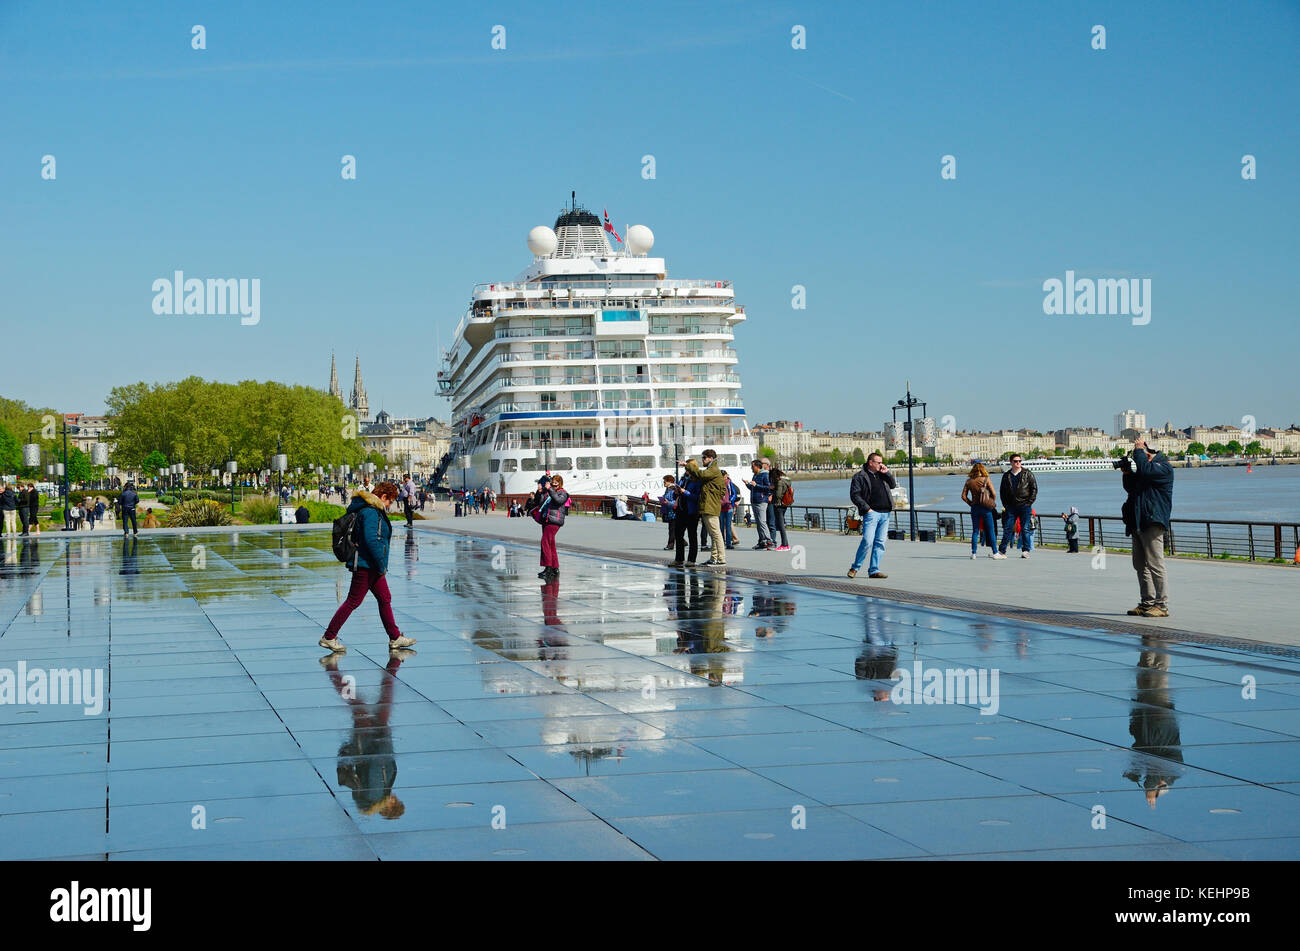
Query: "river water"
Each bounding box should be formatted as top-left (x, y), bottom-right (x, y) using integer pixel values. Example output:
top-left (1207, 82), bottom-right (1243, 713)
top-left (790, 464), bottom-right (1300, 523)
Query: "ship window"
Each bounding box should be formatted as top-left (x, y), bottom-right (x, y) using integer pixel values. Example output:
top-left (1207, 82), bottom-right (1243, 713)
top-left (500, 459), bottom-right (518, 472)
top-left (565, 341), bottom-right (584, 356)
top-left (533, 369), bottom-right (551, 385)
top-left (521, 457), bottom-right (543, 471)
top-left (691, 389), bottom-right (707, 399)
top-left (489, 459), bottom-right (500, 472)
top-left (532, 343), bottom-right (549, 358)
top-left (532, 318), bottom-right (550, 332)
top-left (577, 457), bottom-right (603, 470)
top-left (552, 457), bottom-right (573, 471)
top-left (715, 454), bottom-right (738, 468)
top-left (616, 456), bottom-right (656, 470)
top-left (565, 317), bottom-right (586, 331)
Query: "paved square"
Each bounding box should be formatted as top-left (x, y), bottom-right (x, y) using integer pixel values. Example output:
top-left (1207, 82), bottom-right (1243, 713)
top-left (1, 528), bottom-right (1297, 860)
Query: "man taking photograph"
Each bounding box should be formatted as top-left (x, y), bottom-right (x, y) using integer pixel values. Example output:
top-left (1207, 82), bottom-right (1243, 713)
top-left (1123, 435), bottom-right (1174, 617)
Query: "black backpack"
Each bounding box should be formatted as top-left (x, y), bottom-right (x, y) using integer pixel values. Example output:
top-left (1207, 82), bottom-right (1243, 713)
top-left (332, 511), bottom-right (360, 563)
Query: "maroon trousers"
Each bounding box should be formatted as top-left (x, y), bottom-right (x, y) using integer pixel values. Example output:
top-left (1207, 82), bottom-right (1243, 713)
top-left (326, 568), bottom-right (401, 639)
top-left (540, 523), bottom-right (560, 567)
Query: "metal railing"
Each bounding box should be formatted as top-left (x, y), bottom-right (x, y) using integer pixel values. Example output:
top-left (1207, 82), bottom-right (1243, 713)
top-left (742, 505), bottom-right (1300, 562)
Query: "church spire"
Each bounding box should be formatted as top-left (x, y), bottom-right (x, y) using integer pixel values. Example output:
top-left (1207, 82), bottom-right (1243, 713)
top-left (351, 355), bottom-right (369, 420)
top-left (328, 352), bottom-right (341, 400)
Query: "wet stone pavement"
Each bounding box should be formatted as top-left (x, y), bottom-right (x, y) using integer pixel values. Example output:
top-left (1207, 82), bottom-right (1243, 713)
top-left (1, 529), bottom-right (1298, 861)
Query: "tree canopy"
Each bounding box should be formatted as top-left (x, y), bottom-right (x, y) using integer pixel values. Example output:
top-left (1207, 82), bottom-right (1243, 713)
top-left (105, 377), bottom-right (365, 473)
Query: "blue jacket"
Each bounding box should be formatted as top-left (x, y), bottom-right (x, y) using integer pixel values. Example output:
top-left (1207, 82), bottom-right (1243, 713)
top-left (679, 476), bottom-right (701, 516)
top-left (346, 489), bottom-right (392, 574)
top-left (748, 470), bottom-right (771, 504)
top-left (119, 488), bottom-right (139, 511)
top-left (658, 486), bottom-right (678, 521)
top-left (1129, 448), bottom-right (1173, 532)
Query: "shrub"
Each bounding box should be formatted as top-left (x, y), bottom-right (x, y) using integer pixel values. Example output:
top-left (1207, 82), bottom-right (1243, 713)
top-left (69, 489), bottom-right (121, 504)
top-left (166, 499), bottom-right (234, 528)
top-left (298, 500), bottom-right (346, 523)
top-left (241, 497), bottom-right (280, 524)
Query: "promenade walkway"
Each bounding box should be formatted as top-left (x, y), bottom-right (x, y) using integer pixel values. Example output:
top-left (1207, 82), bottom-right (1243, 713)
top-left (1, 527), bottom-right (1296, 860)
top-left (425, 511), bottom-right (1300, 650)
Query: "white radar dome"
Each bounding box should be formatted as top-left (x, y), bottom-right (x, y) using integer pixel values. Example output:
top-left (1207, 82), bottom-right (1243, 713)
top-left (626, 224), bottom-right (654, 255)
top-left (527, 226), bottom-right (558, 257)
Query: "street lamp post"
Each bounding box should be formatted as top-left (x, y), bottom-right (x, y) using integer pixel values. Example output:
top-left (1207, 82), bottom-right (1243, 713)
top-left (892, 381), bottom-right (925, 541)
top-left (226, 454), bottom-right (238, 514)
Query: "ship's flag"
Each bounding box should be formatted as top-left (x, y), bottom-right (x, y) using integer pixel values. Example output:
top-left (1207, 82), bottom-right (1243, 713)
top-left (603, 208), bottom-right (622, 243)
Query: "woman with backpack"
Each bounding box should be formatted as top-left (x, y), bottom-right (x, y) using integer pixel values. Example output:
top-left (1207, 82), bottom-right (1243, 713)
top-left (658, 475), bottom-right (679, 550)
top-left (319, 481), bottom-right (418, 653)
top-left (534, 474), bottom-right (570, 579)
top-left (770, 467), bottom-right (792, 551)
top-left (960, 462), bottom-right (1002, 559)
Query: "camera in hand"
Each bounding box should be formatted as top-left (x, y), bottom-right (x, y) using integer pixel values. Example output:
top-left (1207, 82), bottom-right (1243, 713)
top-left (1112, 456), bottom-right (1133, 472)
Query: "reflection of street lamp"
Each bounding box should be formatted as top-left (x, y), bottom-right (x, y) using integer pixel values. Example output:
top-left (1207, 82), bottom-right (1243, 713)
top-left (540, 433), bottom-right (552, 474)
top-left (892, 381), bottom-right (925, 541)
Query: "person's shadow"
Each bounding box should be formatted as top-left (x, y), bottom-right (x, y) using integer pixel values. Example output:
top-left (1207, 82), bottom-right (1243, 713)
top-left (1122, 636), bottom-right (1185, 808)
top-left (323, 652), bottom-right (411, 821)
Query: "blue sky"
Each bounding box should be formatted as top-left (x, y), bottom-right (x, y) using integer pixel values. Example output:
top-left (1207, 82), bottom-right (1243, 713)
top-left (2, 0), bottom-right (1297, 433)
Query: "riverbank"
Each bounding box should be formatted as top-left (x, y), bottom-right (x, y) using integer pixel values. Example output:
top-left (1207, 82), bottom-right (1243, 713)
top-left (789, 458), bottom-right (1298, 481)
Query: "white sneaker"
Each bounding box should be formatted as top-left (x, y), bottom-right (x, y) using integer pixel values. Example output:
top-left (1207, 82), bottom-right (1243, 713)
top-left (991, 552), bottom-right (1007, 560)
top-left (1021, 551), bottom-right (1030, 559)
top-left (969, 553), bottom-right (978, 560)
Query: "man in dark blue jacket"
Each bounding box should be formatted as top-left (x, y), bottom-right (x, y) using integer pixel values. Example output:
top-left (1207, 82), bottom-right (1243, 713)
top-left (742, 459), bottom-right (774, 549)
top-left (1124, 437), bottom-right (1174, 618)
top-left (319, 482), bottom-right (418, 653)
top-left (119, 483), bottom-right (140, 536)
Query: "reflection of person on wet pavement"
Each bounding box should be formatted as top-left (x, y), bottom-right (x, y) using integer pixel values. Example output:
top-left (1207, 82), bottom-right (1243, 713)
top-left (323, 652), bottom-right (408, 820)
top-left (747, 580), bottom-right (796, 638)
top-left (404, 531), bottom-right (418, 581)
top-left (1122, 638), bottom-right (1184, 807)
top-left (538, 576), bottom-right (569, 660)
top-left (670, 572), bottom-right (729, 684)
top-left (854, 609), bottom-right (899, 702)
top-left (18, 538), bottom-right (40, 574)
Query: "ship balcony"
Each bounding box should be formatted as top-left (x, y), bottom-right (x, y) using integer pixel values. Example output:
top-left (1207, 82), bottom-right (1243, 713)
top-left (499, 350), bottom-right (596, 363)
top-left (494, 436), bottom-right (601, 451)
top-left (650, 373), bottom-right (742, 385)
top-left (647, 347), bottom-right (737, 360)
top-left (648, 324), bottom-right (734, 336)
top-left (495, 376), bottom-right (600, 389)
top-left (495, 327), bottom-right (592, 339)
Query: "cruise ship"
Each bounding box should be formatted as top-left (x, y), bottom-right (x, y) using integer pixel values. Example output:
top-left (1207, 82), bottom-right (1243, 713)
top-left (999, 457), bottom-right (1116, 472)
top-left (436, 199), bottom-right (757, 499)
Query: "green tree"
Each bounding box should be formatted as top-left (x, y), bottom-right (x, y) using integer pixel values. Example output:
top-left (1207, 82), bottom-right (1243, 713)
top-left (830, 448), bottom-right (843, 467)
top-left (758, 445), bottom-right (777, 462)
top-left (1109, 446), bottom-right (1127, 458)
top-left (0, 423), bottom-right (19, 474)
top-left (890, 450), bottom-right (908, 465)
top-left (851, 447), bottom-right (865, 465)
top-left (143, 449), bottom-right (168, 473)
top-left (1245, 440), bottom-right (1263, 456)
top-left (58, 446), bottom-right (92, 484)
top-left (1187, 441), bottom-right (1206, 456)
top-left (1225, 440), bottom-right (1243, 455)
top-left (1207, 442), bottom-right (1227, 456)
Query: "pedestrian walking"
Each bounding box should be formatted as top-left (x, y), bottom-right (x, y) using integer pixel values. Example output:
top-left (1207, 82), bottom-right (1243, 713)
top-left (319, 481), bottom-right (418, 653)
top-left (1122, 436), bottom-right (1174, 617)
top-left (847, 452), bottom-right (897, 580)
top-left (532, 474), bottom-right (570, 579)
top-left (960, 463), bottom-right (1001, 559)
top-left (761, 458), bottom-right (777, 543)
top-left (1062, 506), bottom-right (1080, 553)
top-left (25, 484), bottom-right (40, 535)
top-left (683, 449), bottom-right (726, 567)
top-left (0, 483), bottom-right (17, 536)
top-left (742, 460), bottom-right (774, 550)
top-left (399, 473), bottom-right (417, 528)
top-left (997, 454), bottom-right (1038, 558)
top-left (119, 482), bottom-right (140, 535)
top-left (658, 475), bottom-right (679, 550)
top-left (770, 467), bottom-right (792, 550)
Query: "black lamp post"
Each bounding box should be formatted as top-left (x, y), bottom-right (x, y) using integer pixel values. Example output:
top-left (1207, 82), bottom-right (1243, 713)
top-left (892, 381), bottom-right (925, 541)
top-left (60, 418), bottom-right (79, 531)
